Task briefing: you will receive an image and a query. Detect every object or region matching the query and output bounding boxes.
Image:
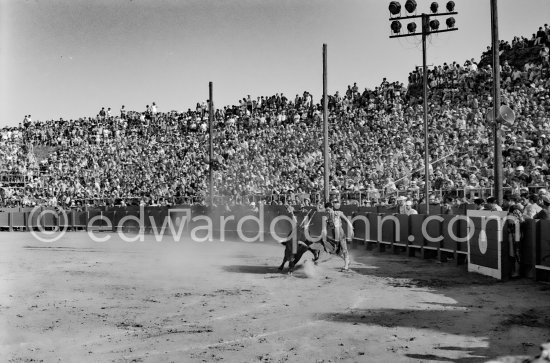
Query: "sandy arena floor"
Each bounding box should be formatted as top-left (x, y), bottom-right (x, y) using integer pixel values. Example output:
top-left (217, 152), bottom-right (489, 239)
top-left (0, 231), bottom-right (549, 363)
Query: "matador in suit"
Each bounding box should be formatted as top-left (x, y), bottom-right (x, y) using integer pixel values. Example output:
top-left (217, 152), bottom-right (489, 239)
top-left (324, 201), bottom-right (354, 271)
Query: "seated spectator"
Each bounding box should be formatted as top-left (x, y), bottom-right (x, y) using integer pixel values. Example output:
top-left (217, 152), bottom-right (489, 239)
top-left (2, 24), bottom-right (550, 209)
top-left (403, 200), bottom-right (418, 215)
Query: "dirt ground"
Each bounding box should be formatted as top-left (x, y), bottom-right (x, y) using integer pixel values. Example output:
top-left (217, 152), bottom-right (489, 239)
top-left (1, 231), bottom-right (549, 363)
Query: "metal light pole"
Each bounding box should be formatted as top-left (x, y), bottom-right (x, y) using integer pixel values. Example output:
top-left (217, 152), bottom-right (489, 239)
top-left (323, 44), bottom-right (330, 204)
top-left (490, 0), bottom-right (503, 205)
top-left (209, 82), bottom-right (214, 206)
top-left (388, 1), bottom-right (458, 213)
top-left (421, 13), bottom-right (430, 214)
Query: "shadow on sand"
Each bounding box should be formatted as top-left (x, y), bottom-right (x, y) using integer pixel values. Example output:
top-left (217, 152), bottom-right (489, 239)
top-left (222, 264), bottom-right (312, 279)
top-left (319, 307), bottom-right (536, 362)
top-left (317, 250), bottom-right (550, 362)
top-left (222, 265), bottom-right (282, 274)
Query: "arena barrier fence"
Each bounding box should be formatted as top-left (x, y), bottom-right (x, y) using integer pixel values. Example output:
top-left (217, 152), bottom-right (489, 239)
top-left (1, 205), bottom-right (549, 282)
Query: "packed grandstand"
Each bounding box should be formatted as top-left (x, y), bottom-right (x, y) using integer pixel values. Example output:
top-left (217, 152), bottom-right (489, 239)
top-left (1, 26), bottom-right (549, 209)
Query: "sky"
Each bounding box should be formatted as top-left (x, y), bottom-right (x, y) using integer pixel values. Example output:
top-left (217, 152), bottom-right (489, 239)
top-left (0, 0), bottom-right (549, 126)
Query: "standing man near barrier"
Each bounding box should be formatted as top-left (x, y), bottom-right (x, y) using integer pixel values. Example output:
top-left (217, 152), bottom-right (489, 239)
top-left (523, 194), bottom-right (542, 219)
top-left (324, 201), bottom-right (354, 272)
top-left (483, 197), bottom-right (503, 211)
top-left (533, 195), bottom-right (550, 220)
top-left (442, 196), bottom-right (454, 214)
top-left (507, 205), bottom-right (525, 278)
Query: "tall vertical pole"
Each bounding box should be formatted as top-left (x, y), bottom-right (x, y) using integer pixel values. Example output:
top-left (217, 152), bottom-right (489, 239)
top-left (323, 44), bottom-right (330, 204)
top-left (209, 82), bottom-right (214, 206)
top-left (422, 14), bottom-right (430, 214)
top-left (491, 0), bottom-right (503, 205)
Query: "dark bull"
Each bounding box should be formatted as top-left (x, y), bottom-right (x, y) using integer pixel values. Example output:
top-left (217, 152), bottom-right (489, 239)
top-left (278, 210), bottom-right (323, 274)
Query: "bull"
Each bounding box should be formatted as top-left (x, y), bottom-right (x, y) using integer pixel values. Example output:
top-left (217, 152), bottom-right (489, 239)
top-left (278, 209), bottom-right (323, 274)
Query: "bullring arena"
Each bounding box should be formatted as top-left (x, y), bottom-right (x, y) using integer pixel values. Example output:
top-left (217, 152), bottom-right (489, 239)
top-left (1, 205), bottom-right (549, 363)
top-left (2, 1), bottom-right (550, 362)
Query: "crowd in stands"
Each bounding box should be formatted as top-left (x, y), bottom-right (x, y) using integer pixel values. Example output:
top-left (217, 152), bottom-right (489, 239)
top-left (0, 24), bottom-right (549, 213)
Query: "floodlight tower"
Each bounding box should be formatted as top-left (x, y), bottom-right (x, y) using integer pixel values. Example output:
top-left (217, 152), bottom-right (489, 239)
top-left (388, 1), bottom-right (458, 214)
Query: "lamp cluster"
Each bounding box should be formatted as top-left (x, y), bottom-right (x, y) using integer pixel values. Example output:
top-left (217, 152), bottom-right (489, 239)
top-left (389, 1), bottom-right (456, 35)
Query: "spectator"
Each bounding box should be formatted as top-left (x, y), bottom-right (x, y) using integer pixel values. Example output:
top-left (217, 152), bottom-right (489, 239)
top-left (507, 204), bottom-right (524, 278)
top-left (442, 196), bottom-right (454, 214)
top-left (403, 200), bottom-right (418, 215)
top-left (2, 25), bottom-right (550, 208)
top-left (535, 26), bottom-right (546, 46)
top-left (484, 196), bottom-right (503, 211)
top-left (533, 194), bottom-right (550, 219)
top-left (473, 198), bottom-right (485, 210)
top-left (523, 194), bottom-right (542, 219)
top-left (541, 44), bottom-right (549, 67)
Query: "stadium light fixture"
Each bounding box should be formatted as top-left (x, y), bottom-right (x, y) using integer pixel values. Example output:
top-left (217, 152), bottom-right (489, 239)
top-left (446, 17), bottom-right (455, 28)
top-left (405, 0), bottom-right (417, 13)
top-left (387, 1), bottom-right (458, 214)
top-left (389, 1), bottom-right (401, 15)
top-left (446, 1), bottom-right (455, 12)
top-left (391, 20), bottom-right (402, 34)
